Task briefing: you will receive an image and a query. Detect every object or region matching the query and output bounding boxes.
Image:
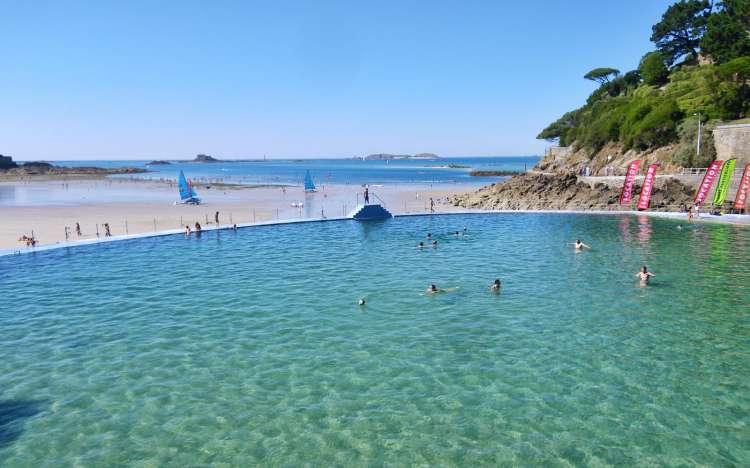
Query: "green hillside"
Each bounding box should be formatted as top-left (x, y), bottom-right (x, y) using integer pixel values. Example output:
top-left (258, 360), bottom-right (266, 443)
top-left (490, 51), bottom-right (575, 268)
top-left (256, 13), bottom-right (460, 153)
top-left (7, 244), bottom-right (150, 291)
top-left (538, 0), bottom-right (750, 168)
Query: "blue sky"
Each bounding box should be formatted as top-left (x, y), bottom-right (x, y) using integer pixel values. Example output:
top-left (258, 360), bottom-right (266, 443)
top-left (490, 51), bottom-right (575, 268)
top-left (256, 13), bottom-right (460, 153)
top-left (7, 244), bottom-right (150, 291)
top-left (1, 0), bottom-right (674, 160)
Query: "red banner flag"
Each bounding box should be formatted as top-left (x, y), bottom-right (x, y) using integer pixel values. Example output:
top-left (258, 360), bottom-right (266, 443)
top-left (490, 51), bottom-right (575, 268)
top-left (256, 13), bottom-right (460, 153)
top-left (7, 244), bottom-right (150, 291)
top-left (733, 163), bottom-right (750, 210)
top-left (694, 160), bottom-right (723, 205)
top-left (636, 164), bottom-right (658, 210)
top-left (620, 160), bottom-right (641, 205)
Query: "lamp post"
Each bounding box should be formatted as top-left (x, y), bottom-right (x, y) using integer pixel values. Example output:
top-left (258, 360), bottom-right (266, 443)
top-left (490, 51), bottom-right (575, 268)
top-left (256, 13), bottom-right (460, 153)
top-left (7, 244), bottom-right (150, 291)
top-left (694, 112), bottom-right (702, 159)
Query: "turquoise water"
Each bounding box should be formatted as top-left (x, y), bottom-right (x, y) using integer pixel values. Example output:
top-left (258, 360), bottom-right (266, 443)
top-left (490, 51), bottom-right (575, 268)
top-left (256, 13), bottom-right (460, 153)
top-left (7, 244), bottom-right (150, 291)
top-left (57, 156), bottom-right (540, 185)
top-left (1, 214), bottom-right (749, 466)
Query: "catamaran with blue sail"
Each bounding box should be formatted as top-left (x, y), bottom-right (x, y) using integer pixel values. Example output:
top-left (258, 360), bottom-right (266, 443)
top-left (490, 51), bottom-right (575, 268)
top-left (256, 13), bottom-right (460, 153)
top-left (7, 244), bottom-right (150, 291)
top-left (176, 170), bottom-right (201, 205)
top-left (304, 170), bottom-right (316, 193)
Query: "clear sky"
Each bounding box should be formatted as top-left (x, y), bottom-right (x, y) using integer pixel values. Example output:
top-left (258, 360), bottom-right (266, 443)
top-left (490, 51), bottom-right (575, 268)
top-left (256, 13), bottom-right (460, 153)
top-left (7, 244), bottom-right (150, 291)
top-left (1, 0), bottom-right (674, 160)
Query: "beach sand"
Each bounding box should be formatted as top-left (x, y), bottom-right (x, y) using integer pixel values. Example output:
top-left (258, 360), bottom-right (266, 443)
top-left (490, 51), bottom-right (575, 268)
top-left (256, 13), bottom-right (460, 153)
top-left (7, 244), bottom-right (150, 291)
top-left (0, 178), bottom-right (476, 249)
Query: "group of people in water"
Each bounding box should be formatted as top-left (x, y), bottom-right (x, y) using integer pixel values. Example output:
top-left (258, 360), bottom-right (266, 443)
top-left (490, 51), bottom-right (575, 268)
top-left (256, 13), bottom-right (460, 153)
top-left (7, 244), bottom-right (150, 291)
top-left (406, 232), bottom-right (655, 301)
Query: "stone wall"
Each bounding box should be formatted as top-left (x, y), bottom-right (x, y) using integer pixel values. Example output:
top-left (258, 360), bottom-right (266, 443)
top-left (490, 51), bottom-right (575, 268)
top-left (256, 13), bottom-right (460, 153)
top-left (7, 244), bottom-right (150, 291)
top-left (713, 124), bottom-right (750, 167)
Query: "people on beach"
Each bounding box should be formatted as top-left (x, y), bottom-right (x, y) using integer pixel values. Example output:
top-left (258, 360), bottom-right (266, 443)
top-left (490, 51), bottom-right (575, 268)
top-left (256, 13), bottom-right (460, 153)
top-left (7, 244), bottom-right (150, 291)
top-left (636, 266), bottom-right (655, 286)
top-left (573, 239), bottom-right (590, 250)
top-left (429, 197), bottom-right (435, 213)
top-left (104, 223), bottom-right (112, 237)
top-left (18, 235), bottom-right (37, 246)
top-left (75, 222), bottom-right (82, 237)
top-left (490, 279), bottom-right (501, 292)
top-left (215, 211), bottom-right (220, 225)
top-left (364, 186), bottom-right (370, 204)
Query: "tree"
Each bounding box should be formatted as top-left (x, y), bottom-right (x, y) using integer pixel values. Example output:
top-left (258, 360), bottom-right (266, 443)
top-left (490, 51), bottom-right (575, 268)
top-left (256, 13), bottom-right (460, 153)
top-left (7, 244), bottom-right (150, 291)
top-left (583, 67), bottom-right (620, 85)
top-left (639, 51), bottom-right (670, 85)
top-left (651, 0), bottom-right (713, 66)
top-left (701, 0), bottom-right (750, 63)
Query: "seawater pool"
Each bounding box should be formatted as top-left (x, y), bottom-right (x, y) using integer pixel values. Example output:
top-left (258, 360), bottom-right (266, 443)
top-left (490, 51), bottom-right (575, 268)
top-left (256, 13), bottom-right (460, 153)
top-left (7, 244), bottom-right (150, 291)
top-left (1, 214), bottom-right (749, 466)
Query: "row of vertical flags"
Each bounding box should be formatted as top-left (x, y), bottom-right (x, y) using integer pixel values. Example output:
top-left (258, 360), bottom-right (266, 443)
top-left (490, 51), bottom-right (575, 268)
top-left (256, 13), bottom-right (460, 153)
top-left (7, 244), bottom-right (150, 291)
top-left (694, 159), bottom-right (750, 209)
top-left (619, 160), bottom-right (659, 210)
top-left (619, 159), bottom-right (750, 211)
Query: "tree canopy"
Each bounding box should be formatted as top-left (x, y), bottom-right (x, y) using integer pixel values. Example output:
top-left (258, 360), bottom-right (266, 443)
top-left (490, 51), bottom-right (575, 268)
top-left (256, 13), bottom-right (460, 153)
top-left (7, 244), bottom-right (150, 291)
top-left (701, 0), bottom-right (750, 63)
top-left (650, 0), bottom-right (712, 66)
top-left (639, 51), bottom-right (670, 85)
top-left (583, 68), bottom-right (620, 84)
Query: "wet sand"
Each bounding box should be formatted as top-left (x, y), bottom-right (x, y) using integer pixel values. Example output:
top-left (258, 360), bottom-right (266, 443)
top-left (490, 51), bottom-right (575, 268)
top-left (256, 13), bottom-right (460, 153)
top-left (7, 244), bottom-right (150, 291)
top-left (0, 179), bottom-right (476, 249)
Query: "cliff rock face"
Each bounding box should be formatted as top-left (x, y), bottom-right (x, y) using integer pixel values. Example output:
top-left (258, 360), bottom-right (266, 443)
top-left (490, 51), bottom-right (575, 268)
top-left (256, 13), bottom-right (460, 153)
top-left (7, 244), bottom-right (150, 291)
top-left (450, 173), bottom-right (694, 211)
top-left (538, 143), bottom-right (679, 176)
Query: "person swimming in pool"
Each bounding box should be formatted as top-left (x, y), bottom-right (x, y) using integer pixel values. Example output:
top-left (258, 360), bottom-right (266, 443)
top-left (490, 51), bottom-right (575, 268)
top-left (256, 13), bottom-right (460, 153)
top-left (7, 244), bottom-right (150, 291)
top-left (490, 279), bottom-right (501, 292)
top-left (426, 284), bottom-right (457, 294)
top-left (573, 239), bottom-right (590, 250)
top-left (636, 266), bottom-right (655, 286)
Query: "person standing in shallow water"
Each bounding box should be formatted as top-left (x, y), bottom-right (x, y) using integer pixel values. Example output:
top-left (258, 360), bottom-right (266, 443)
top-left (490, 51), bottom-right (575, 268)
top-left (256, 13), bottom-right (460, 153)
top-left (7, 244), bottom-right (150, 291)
top-left (490, 279), bottom-right (501, 292)
top-left (573, 239), bottom-right (590, 250)
top-left (636, 266), bottom-right (655, 286)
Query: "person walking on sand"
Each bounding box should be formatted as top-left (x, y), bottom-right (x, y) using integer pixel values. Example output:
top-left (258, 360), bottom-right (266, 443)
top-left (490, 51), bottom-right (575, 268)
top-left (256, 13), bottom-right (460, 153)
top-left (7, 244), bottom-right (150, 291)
top-left (215, 211), bottom-right (220, 225)
top-left (636, 266), bottom-right (655, 286)
top-left (75, 222), bottom-right (82, 237)
top-left (364, 186), bottom-right (370, 205)
top-left (430, 197), bottom-right (435, 213)
top-left (104, 223), bottom-right (112, 237)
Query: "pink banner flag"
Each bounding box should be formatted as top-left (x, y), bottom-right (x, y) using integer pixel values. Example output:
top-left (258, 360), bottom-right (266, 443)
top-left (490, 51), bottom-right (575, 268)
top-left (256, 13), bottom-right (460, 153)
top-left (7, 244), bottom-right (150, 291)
top-left (694, 160), bottom-right (723, 205)
top-left (733, 163), bottom-right (750, 210)
top-left (636, 164), bottom-right (658, 210)
top-left (620, 160), bottom-right (641, 205)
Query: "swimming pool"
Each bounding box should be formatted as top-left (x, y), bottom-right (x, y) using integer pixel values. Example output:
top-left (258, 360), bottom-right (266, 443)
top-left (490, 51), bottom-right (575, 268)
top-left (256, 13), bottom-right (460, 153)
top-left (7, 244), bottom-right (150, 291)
top-left (1, 214), bottom-right (749, 465)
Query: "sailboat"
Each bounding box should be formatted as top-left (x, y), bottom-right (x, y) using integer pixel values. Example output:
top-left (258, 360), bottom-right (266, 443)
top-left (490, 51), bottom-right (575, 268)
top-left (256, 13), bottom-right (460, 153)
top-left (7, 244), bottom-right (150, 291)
top-left (176, 170), bottom-right (201, 205)
top-left (304, 170), bottom-right (316, 193)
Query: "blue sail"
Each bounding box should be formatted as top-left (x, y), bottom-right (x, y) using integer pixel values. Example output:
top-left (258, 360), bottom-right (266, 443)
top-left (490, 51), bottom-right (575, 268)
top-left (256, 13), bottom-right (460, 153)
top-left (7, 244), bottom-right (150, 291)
top-left (304, 170), bottom-right (316, 192)
top-left (178, 170), bottom-right (200, 202)
top-left (178, 171), bottom-right (191, 200)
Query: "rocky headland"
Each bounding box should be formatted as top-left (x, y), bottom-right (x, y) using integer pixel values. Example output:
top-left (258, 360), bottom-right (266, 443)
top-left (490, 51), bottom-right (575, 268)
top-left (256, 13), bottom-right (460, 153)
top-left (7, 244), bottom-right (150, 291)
top-left (451, 172), bottom-right (694, 211)
top-left (0, 160), bottom-right (147, 179)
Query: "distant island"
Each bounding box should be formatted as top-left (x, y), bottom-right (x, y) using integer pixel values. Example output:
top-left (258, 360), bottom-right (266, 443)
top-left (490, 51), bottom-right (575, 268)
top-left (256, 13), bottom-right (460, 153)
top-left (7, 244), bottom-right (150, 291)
top-left (0, 158), bottom-right (147, 179)
top-left (364, 153), bottom-right (439, 160)
top-left (146, 160), bottom-right (171, 166)
top-left (192, 154), bottom-right (221, 163)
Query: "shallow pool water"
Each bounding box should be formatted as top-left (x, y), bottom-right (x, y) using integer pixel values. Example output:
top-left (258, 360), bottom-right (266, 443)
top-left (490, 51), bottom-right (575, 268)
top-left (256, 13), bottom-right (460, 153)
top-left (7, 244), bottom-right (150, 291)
top-left (1, 214), bottom-right (749, 466)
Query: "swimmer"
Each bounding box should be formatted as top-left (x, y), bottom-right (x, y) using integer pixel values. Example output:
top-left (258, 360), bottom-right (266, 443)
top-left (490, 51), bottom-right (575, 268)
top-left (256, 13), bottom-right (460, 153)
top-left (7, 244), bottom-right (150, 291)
top-left (573, 239), bottom-right (590, 250)
top-left (635, 266), bottom-right (655, 286)
top-left (426, 284), bottom-right (457, 294)
top-left (418, 241), bottom-right (425, 249)
top-left (432, 240), bottom-right (438, 248)
top-left (358, 298), bottom-right (366, 306)
top-left (677, 225), bottom-right (683, 230)
top-left (453, 231), bottom-right (460, 237)
top-left (426, 233), bottom-right (432, 240)
top-left (490, 279), bottom-right (501, 292)
top-left (185, 225), bottom-right (191, 236)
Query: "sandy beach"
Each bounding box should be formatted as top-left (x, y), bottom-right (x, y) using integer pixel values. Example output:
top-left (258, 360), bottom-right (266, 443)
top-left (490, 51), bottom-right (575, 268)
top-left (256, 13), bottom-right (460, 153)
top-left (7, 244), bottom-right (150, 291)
top-left (0, 177), bottom-right (476, 249)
